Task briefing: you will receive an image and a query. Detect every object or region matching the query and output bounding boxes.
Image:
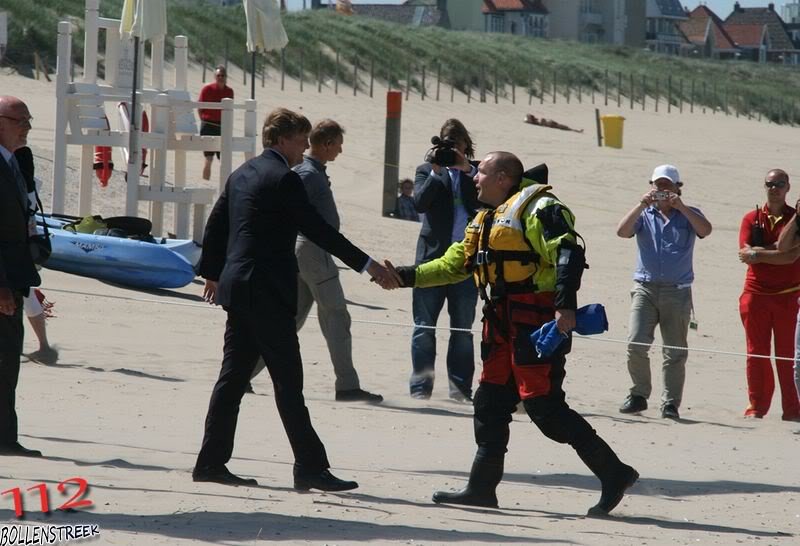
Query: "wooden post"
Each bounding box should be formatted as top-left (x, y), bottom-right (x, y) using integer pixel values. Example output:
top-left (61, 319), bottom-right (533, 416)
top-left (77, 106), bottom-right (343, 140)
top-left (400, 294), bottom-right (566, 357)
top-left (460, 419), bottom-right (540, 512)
top-left (353, 56), bottom-right (358, 96)
top-left (703, 81), bottom-right (707, 114)
top-left (566, 75), bottom-right (570, 104)
top-left (421, 65), bottom-right (426, 101)
top-left (318, 50), bottom-right (323, 92)
top-left (578, 81), bottom-right (582, 103)
top-left (480, 66), bottom-right (486, 103)
top-left (595, 108), bottom-right (603, 147)
top-left (641, 74), bottom-right (646, 111)
top-left (450, 76), bottom-right (454, 103)
top-left (436, 62), bottom-right (441, 101)
top-left (690, 79), bottom-right (695, 113)
top-left (370, 58), bottom-right (375, 98)
top-left (406, 64), bottom-right (411, 100)
top-left (629, 73), bottom-right (634, 110)
top-left (335, 50), bottom-right (340, 94)
top-left (528, 66), bottom-right (533, 106)
top-left (604, 69), bottom-right (609, 106)
top-left (494, 66), bottom-right (499, 104)
top-left (679, 78), bottom-right (683, 113)
top-left (243, 52), bottom-right (247, 85)
top-left (668, 75), bottom-right (672, 113)
top-left (617, 71), bottom-right (621, 107)
top-left (261, 58), bottom-right (266, 87)
top-left (512, 80), bottom-right (515, 105)
top-left (724, 85), bottom-right (728, 115)
top-left (202, 57), bottom-right (207, 83)
top-left (655, 77), bottom-right (659, 112)
top-left (300, 49), bottom-right (305, 92)
top-left (553, 67), bottom-right (557, 104)
top-left (540, 76), bottom-right (545, 104)
top-left (382, 91), bottom-right (402, 217)
top-left (281, 49), bottom-right (286, 91)
top-left (712, 81), bottom-right (717, 114)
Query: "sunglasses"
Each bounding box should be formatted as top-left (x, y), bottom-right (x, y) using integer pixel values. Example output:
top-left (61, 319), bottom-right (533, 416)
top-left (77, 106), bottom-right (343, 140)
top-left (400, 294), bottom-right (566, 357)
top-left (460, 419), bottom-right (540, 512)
top-left (765, 181), bottom-right (787, 189)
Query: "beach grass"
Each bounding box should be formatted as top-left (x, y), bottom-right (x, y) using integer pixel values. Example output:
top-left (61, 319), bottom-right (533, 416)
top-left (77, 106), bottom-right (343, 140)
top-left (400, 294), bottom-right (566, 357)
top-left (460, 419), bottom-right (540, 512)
top-left (3, 1), bottom-right (799, 124)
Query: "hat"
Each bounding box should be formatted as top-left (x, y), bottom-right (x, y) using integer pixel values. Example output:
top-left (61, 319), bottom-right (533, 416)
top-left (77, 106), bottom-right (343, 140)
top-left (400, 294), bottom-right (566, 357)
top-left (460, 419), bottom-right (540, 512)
top-left (650, 164), bottom-right (681, 185)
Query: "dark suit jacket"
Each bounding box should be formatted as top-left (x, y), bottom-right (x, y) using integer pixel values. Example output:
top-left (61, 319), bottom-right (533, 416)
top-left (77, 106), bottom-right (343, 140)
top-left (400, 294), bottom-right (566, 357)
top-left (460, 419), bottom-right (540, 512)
top-left (199, 149), bottom-right (369, 315)
top-left (413, 162), bottom-right (480, 265)
top-left (0, 153), bottom-right (39, 292)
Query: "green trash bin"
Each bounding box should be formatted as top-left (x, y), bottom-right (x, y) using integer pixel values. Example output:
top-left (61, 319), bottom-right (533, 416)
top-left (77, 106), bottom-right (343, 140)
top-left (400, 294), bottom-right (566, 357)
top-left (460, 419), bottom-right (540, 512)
top-left (601, 115), bottom-right (625, 149)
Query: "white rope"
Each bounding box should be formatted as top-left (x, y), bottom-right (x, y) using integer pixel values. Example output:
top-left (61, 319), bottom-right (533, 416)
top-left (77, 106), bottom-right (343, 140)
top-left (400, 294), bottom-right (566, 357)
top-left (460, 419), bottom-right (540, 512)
top-left (43, 287), bottom-right (798, 363)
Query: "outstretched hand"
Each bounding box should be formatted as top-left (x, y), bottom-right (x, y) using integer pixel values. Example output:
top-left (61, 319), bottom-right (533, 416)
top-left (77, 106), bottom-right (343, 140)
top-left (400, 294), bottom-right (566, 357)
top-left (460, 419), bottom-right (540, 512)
top-left (368, 261), bottom-right (400, 290)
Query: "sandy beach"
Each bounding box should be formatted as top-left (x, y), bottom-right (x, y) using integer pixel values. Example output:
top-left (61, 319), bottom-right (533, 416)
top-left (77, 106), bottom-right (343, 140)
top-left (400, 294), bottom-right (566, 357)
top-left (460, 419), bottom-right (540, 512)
top-left (1, 58), bottom-right (799, 545)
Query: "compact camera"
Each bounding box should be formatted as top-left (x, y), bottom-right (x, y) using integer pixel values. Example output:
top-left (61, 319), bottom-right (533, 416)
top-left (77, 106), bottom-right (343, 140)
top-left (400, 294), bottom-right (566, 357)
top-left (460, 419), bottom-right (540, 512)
top-left (426, 136), bottom-right (458, 167)
top-left (654, 190), bottom-right (671, 201)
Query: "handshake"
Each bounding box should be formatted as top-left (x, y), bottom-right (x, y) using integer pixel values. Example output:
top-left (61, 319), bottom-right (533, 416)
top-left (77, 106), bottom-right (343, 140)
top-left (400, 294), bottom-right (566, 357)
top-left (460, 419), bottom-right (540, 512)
top-left (367, 260), bottom-right (415, 290)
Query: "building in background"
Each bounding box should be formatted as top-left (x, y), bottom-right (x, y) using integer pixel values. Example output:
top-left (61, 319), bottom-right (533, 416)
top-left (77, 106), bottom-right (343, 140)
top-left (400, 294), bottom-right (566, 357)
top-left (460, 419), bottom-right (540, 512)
top-left (0, 11), bottom-right (6, 63)
top-left (482, 0), bottom-right (549, 37)
top-left (679, 5), bottom-right (738, 59)
top-left (406, 0), bottom-right (484, 31)
top-left (541, 0), bottom-right (644, 46)
top-left (725, 1), bottom-right (799, 64)
top-left (646, 0), bottom-right (688, 54)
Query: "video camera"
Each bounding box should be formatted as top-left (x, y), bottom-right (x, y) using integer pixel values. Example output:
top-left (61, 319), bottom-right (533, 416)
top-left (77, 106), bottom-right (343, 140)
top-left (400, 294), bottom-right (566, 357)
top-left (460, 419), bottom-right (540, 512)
top-left (425, 136), bottom-right (458, 167)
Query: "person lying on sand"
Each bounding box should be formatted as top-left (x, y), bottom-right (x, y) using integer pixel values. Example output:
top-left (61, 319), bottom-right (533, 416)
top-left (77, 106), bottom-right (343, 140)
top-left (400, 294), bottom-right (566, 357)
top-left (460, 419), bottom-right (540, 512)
top-left (524, 114), bottom-right (583, 133)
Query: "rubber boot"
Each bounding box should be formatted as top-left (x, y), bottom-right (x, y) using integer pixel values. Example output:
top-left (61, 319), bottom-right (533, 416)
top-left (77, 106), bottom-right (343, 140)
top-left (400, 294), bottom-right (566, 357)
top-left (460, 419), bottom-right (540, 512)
top-left (577, 437), bottom-right (639, 517)
top-left (432, 453), bottom-right (503, 508)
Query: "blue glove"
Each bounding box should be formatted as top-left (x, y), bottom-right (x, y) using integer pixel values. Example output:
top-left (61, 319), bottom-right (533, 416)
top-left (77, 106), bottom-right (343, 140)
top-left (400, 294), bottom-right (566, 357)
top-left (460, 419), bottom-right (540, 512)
top-left (529, 304), bottom-right (609, 358)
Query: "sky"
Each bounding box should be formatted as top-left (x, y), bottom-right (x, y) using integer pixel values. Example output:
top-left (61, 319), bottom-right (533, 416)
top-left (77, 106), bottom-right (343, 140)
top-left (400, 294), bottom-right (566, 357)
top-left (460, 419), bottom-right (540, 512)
top-left (284, 1), bottom-right (794, 18)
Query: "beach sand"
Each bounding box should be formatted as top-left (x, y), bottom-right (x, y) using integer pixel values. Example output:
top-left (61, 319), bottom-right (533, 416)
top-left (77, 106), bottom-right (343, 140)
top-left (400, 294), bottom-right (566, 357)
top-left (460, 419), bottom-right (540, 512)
top-left (1, 61), bottom-right (799, 544)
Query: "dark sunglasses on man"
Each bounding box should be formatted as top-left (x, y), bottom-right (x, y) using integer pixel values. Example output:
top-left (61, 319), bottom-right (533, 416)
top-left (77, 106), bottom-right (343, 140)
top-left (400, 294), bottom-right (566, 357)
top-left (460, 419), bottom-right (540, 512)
top-left (765, 180), bottom-right (787, 189)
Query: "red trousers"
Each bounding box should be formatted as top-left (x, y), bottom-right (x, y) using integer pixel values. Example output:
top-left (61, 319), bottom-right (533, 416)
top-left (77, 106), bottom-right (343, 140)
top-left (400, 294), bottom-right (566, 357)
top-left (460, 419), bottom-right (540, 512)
top-left (739, 291), bottom-right (800, 419)
top-left (481, 292), bottom-right (565, 400)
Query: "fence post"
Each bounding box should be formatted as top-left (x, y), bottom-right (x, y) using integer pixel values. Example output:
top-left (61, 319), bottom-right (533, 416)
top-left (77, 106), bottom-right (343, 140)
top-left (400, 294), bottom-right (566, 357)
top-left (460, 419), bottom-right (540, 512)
top-left (512, 79), bottom-right (515, 105)
top-left (679, 78), bottom-right (683, 113)
top-left (370, 58), bottom-right (375, 98)
top-left (382, 91), bottom-right (402, 217)
top-left (421, 65), bottom-right (426, 101)
top-left (436, 62), bottom-right (441, 101)
top-left (281, 49), bottom-right (285, 91)
top-left (335, 50), bottom-right (340, 94)
top-left (617, 71), bottom-right (622, 107)
top-left (566, 74), bottom-right (570, 104)
top-left (243, 52), bottom-right (247, 85)
top-left (300, 49), bottom-right (305, 92)
top-left (406, 64), bottom-right (411, 100)
top-left (318, 50), bottom-right (323, 92)
top-left (641, 74), bottom-right (646, 111)
top-left (528, 66), bottom-right (533, 106)
top-left (261, 58), bottom-right (265, 87)
top-left (655, 77), bottom-right (659, 112)
top-left (202, 57), bottom-right (207, 82)
top-left (552, 68), bottom-right (557, 104)
top-left (703, 81), bottom-right (707, 114)
top-left (353, 56), bottom-right (358, 96)
top-left (668, 75), bottom-right (672, 113)
top-left (690, 79), bottom-right (695, 113)
top-left (578, 81), bottom-right (582, 103)
top-left (629, 73), bottom-right (634, 110)
top-left (480, 66), bottom-right (486, 103)
top-left (604, 69), bottom-right (609, 106)
top-left (494, 66), bottom-right (499, 104)
top-left (541, 75), bottom-right (545, 104)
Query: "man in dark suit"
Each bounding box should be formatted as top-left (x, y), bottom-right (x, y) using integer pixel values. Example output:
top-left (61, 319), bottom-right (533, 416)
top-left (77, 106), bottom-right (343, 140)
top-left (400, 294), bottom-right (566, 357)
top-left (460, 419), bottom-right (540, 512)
top-left (193, 108), bottom-right (397, 489)
top-left (411, 119), bottom-right (481, 401)
top-left (0, 96), bottom-right (42, 457)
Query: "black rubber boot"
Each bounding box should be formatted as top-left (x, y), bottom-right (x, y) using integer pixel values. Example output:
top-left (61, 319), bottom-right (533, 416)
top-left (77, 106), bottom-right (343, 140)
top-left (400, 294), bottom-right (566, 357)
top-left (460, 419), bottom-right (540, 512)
top-left (432, 453), bottom-right (503, 508)
top-left (577, 437), bottom-right (639, 517)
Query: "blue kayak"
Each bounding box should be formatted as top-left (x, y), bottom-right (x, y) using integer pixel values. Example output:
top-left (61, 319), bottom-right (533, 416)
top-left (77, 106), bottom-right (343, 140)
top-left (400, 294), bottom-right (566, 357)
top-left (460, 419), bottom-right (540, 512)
top-left (39, 216), bottom-right (201, 289)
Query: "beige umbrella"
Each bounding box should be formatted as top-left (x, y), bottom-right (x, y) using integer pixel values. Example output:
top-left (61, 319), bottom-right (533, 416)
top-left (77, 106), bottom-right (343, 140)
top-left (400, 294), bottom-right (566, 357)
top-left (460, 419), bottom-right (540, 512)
top-left (120, 0), bottom-right (167, 177)
top-left (243, 0), bottom-right (289, 98)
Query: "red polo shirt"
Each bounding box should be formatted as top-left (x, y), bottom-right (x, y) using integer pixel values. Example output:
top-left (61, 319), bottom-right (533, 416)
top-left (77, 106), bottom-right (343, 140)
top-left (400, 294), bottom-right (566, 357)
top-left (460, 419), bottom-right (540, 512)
top-left (198, 83), bottom-right (234, 124)
top-left (739, 203), bottom-right (800, 294)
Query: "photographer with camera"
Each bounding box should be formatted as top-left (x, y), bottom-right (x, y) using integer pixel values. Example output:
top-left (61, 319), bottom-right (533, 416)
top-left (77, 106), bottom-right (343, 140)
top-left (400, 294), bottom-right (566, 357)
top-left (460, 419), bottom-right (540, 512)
top-left (615, 165), bottom-right (711, 420)
top-left (409, 119), bottom-right (481, 401)
top-left (738, 169), bottom-right (800, 421)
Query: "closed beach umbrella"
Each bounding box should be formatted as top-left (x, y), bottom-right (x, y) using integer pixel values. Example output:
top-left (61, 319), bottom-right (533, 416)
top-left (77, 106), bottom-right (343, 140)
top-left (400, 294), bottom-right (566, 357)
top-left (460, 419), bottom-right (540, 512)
top-left (120, 0), bottom-right (167, 179)
top-left (243, 0), bottom-right (289, 98)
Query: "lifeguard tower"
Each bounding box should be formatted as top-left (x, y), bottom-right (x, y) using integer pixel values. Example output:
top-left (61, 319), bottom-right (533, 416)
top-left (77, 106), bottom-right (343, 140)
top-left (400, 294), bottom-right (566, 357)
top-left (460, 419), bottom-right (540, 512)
top-left (51, 0), bottom-right (259, 242)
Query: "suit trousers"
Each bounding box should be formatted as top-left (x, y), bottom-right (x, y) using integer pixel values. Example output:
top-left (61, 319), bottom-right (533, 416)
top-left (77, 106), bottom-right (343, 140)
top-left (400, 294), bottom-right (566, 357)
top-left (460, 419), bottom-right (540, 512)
top-left (250, 242), bottom-right (361, 391)
top-left (0, 293), bottom-right (23, 445)
top-left (625, 282), bottom-right (692, 408)
top-left (195, 307), bottom-right (329, 474)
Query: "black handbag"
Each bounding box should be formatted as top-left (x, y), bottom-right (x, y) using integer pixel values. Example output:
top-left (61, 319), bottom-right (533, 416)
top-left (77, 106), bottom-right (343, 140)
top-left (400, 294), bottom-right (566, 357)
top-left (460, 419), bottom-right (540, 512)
top-left (28, 187), bottom-right (51, 266)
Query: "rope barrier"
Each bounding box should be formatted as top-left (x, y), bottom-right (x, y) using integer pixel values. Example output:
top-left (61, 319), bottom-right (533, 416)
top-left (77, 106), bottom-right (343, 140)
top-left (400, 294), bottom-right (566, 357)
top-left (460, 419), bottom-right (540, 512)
top-left (44, 286), bottom-right (798, 363)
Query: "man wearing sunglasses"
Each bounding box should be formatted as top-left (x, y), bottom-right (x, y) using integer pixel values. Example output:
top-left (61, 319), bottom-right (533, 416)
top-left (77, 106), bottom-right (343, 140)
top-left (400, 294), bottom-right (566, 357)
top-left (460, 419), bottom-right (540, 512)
top-left (738, 170), bottom-right (800, 421)
top-left (198, 65), bottom-right (234, 180)
top-left (0, 96), bottom-right (42, 457)
top-left (616, 165), bottom-right (712, 420)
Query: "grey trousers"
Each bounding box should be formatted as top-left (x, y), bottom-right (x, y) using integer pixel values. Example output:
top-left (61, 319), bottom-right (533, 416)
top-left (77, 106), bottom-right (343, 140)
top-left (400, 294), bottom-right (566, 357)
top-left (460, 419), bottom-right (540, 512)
top-left (251, 241), bottom-right (361, 392)
top-left (625, 282), bottom-right (692, 408)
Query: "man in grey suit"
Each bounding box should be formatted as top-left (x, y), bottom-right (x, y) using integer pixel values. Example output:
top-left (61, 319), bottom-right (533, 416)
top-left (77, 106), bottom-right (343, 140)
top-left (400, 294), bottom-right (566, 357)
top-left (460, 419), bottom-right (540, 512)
top-left (193, 108), bottom-right (396, 489)
top-left (0, 96), bottom-right (42, 457)
top-left (251, 120), bottom-right (382, 403)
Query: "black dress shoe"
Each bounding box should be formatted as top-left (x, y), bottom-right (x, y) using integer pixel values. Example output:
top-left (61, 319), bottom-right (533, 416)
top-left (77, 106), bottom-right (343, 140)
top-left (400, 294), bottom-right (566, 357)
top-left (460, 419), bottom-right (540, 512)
top-left (192, 465), bottom-right (258, 486)
top-left (661, 404), bottom-right (680, 419)
top-left (0, 443), bottom-right (42, 457)
top-left (294, 469), bottom-right (358, 492)
top-left (619, 395), bottom-right (648, 414)
top-left (335, 389), bottom-right (383, 404)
